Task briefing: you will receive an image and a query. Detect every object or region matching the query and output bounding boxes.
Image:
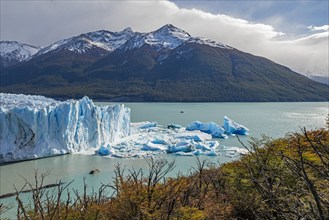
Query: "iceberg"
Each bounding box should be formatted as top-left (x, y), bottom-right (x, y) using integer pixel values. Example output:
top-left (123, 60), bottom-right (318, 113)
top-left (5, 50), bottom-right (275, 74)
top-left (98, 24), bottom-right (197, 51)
top-left (220, 146), bottom-right (249, 155)
top-left (0, 93), bottom-right (130, 163)
top-left (223, 116), bottom-right (249, 135)
top-left (97, 144), bottom-right (116, 156)
top-left (173, 131), bottom-right (212, 142)
top-left (186, 121), bottom-right (227, 138)
top-left (195, 143), bottom-right (211, 151)
top-left (174, 152), bottom-right (195, 156)
top-left (142, 141), bottom-right (167, 151)
top-left (97, 145), bottom-right (110, 156)
top-left (138, 121), bottom-right (158, 129)
top-left (151, 139), bottom-right (168, 145)
top-left (167, 141), bottom-right (194, 153)
top-left (204, 149), bottom-right (218, 156)
top-left (186, 117), bottom-right (249, 137)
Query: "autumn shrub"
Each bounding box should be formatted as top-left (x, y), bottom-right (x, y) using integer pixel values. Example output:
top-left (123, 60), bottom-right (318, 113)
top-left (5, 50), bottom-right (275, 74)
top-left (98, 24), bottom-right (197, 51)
top-left (2, 127), bottom-right (328, 219)
top-left (221, 128), bottom-right (329, 219)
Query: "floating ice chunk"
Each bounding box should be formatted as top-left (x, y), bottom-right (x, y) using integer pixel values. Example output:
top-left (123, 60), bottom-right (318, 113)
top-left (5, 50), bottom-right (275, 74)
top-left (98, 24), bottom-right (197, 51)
top-left (111, 154), bottom-right (125, 158)
top-left (223, 116), bottom-right (249, 135)
top-left (195, 141), bottom-right (219, 151)
top-left (196, 143), bottom-right (211, 151)
top-left (192, 150), bottom-right (202, 155)
top-left (219, 146), bottom-right (249, 158)
top-left (174, 131), bottom-right (212, 142)
top-left (186, 121), bottom-right (202, 131)
top-left (97, 145), bottom-right (110, 156)
top-left (97, 144), bottom-right (116, 156)
top-left (151, 139), bottom-right (168, 145)
top-left (204, 150), bottom-right (218, 156)
top-left (142, 141), bottom-right (167, 151)
top-left (138, 121), bottom-right (158, 129)
top-left (186, 121), bottom-right (227, 138)
top-left (206, 141), bottom-right (220, 149)
top-left (224, 152), bottom-right (237, 158)
top-left (112, 143), bottom-right (127, 150)
top-left (222, 146), bottom-right (249, 155)
top-left (174, 152), bottom-right (195, 156)
top-left (167, 141), bottom-right (194, 153)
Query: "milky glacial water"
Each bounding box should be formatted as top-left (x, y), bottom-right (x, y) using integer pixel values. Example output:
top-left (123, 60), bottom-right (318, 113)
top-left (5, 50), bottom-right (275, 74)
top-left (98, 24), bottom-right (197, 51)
top-left (1, 102), bottom-right (328, 218)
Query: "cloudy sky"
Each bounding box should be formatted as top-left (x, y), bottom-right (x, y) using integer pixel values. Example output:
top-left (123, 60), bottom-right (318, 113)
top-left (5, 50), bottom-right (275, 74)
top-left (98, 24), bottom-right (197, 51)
top-left (1, 0), bottom-right (328, 77)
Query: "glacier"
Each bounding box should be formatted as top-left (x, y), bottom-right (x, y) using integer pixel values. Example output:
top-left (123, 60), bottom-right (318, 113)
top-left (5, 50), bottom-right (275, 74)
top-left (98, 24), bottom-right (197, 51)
top-left (0, 93), bottom-right (250, 163)
top-left (0, 93), bottom-right (130, 163)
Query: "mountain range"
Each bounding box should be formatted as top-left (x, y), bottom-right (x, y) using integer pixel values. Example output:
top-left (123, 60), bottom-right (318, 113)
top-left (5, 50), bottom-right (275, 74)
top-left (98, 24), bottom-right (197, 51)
top-left (1, 24), bottom-right (328, 101)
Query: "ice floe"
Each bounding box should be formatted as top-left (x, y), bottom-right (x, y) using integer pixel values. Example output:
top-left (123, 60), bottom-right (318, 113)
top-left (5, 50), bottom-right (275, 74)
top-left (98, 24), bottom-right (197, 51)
top-left (101, 120), bottom-right (249, 159)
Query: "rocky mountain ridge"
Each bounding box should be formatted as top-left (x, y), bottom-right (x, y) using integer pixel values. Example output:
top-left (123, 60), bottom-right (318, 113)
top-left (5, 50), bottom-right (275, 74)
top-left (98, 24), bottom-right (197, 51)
top-left (1, 24), bottom-right (328, 102)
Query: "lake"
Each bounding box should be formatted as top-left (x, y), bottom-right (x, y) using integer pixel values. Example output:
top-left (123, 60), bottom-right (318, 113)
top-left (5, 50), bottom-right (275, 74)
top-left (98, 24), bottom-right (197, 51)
top-left (0, 102), bottom-right (328, 218)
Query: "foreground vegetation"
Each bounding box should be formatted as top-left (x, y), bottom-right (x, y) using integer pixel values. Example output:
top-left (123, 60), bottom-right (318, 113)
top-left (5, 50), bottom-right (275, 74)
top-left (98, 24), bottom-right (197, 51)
top-left (1, 126), bottom-right (328, 219)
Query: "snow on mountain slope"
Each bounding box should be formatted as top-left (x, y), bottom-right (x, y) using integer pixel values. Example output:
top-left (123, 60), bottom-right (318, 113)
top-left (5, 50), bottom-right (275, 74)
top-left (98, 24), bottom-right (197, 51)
top-left (0, 41), bottom-right (39, 67)
top-left (123, 24), bottom-right (191, 51)
top-left (122, 24), bottom-right (233, 51)
top-left (0, 24), bottom-right (233, 66)
top-left (0, 93), bottom-right (130, 163)
top-left (36, 28), bottom-right (135, 55)
top-left (187, 37), bottom-right (233, 49)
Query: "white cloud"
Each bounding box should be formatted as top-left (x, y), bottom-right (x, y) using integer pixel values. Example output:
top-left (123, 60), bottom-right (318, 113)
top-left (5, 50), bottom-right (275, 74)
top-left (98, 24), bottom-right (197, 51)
top-left (268, 31), bottom-right (328, 76)
top-left (308, 25), bottom-right (329, 32)
top-left (0, 0), bottom-right (328, 77)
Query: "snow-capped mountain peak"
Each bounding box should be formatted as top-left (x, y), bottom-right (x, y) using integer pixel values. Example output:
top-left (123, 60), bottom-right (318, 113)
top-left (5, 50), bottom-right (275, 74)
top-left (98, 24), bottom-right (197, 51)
top-left (1, 24), bottom-right (234, 68)
top-left (0, 41), bottom-right (40, 67)
top-left (36, 28), bottom-right (136, 56)
top-left (123, 24), bottom-right (192, 51)
top-left (122, 27), bottom-right (133, 33)
top-left (152, 24), bottom-right (191, 40)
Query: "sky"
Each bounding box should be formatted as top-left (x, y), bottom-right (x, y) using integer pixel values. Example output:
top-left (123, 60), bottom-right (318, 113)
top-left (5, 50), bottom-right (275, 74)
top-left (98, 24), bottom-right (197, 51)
top-left (0, 0), bottom-right (328, 77)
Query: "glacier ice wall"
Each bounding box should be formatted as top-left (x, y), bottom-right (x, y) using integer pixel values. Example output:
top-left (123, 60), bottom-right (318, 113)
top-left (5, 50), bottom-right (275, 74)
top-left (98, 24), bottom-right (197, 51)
top-left (0, 93), bottom-right (130, 163)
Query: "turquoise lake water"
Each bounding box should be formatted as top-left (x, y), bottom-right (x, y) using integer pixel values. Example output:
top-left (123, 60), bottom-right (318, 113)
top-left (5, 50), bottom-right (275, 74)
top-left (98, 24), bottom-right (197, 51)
top-left (0, 102), bottom-right (328, 218)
